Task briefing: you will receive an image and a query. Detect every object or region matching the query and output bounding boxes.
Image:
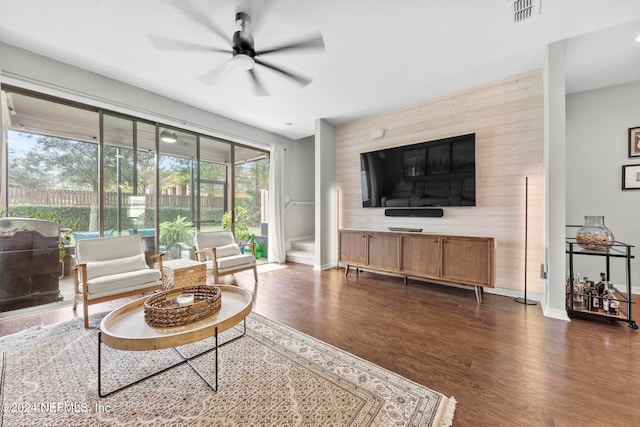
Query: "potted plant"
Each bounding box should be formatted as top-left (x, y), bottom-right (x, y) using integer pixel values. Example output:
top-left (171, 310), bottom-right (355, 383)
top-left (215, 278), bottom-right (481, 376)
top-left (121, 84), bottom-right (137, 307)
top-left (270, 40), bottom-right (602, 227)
top-left (221, 206), bottom-right (251, 244)
top-left (160, 215), bottom-right (195, 259)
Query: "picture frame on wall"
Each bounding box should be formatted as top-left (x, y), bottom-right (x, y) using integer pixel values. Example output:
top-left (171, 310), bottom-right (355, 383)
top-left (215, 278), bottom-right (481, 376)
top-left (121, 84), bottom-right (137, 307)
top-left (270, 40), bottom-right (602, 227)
top-left (622, 164), bottom-right (640, 190)
top-left (628, 127), bottom-right (640, 157)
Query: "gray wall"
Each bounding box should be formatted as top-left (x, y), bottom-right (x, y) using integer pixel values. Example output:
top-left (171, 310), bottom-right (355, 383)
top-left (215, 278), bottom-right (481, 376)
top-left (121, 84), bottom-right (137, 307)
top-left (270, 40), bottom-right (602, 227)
top-left (566, 81), bottom-right (640, 293)
top-left (282, 135), bottom-right (316, 244)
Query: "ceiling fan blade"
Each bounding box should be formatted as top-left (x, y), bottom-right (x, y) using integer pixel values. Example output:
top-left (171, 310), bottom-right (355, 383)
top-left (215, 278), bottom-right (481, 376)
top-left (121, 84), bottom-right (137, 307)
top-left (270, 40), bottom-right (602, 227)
top-left (255, 33), bottom-right (324, 56)
top-left (149, 35), bottom-right (231, 54)
top-left (254, 58), bottom-right (313, 86)
top-left (197, 58), bottom-right (234, 85)
top-left (168, 1), bottom-right (231, 46)
top-left (248, 69), bottom-right (268, 96)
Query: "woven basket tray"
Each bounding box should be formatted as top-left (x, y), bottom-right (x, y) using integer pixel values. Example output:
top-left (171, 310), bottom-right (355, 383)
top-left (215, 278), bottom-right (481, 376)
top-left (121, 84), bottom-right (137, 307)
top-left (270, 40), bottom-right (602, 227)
top-left (144, 285), bottom-right (221, 328)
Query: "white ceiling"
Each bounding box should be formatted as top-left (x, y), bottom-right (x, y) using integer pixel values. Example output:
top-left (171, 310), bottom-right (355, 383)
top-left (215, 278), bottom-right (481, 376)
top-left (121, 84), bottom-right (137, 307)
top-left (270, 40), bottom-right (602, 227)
top-left (0, 0), bottom-right (639, 140)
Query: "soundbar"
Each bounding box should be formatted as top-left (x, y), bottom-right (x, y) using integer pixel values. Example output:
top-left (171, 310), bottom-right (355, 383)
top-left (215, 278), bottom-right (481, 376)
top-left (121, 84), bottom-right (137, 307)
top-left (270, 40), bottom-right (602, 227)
top-left (388, 227), bottom-right (423, 232)
top-left (385, 208), bottom-right (444, 218)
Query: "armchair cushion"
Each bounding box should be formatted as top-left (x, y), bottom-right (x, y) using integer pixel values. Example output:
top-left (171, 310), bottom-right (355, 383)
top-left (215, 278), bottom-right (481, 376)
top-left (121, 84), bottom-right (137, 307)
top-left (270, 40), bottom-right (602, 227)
top-left (215, 253), bottom-right (256, 270)
top-left (76, 234), bottom-right (145, 261)
top-left (194, 231), bottom-right (236, 250)
top-left (85, 253), bottom-right (148, 280)
top-left (84, 269), bottom-right (162, 298)
top-left (193, 231), bottom-right (257, 283)
top-left (216, 243), bottom-right (242, 258)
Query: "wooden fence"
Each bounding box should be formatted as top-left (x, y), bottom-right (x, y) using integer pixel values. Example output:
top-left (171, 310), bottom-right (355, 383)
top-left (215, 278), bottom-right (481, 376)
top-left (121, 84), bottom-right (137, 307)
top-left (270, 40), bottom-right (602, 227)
top-left (8, 187), bottom-right (224, 209)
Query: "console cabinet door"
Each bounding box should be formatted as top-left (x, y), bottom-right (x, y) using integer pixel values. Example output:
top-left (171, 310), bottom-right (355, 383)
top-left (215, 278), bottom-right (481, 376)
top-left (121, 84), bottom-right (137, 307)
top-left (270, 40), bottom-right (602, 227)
top-left (440, 237), bottom-right (493, 286)
top-left (339, 230), bottom-right (367, 265)
top-left (401, 234), bottom-right (440, 278)
top-left (367, 232), bottom-right (400, 271)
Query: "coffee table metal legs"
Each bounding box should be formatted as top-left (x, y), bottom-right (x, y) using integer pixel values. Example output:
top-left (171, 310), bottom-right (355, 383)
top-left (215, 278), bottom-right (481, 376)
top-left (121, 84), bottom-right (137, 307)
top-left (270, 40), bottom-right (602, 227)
top-left (98, 319), bottom-right (247, 397)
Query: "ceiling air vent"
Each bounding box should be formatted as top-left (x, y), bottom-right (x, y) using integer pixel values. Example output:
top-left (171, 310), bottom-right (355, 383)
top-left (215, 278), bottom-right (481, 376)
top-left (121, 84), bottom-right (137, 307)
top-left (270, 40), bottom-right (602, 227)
top-left (508, 0), bottom-right (541, 24)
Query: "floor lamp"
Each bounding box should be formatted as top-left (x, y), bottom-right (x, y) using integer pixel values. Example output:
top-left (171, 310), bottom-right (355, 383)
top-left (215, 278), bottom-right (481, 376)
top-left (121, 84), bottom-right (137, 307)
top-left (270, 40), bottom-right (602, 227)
top-left (515, 176), bottom-right (537, 305)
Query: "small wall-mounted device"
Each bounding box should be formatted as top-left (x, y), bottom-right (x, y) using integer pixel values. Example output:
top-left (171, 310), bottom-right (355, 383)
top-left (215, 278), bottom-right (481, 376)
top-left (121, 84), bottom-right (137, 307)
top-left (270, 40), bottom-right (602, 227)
top-left (370, 129), bottom-right (385, 139)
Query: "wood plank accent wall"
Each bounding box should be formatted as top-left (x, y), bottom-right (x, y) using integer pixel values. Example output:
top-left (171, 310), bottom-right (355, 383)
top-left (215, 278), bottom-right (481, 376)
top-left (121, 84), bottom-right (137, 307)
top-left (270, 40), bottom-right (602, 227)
top-left (336, 70), bottom-right (543, 294)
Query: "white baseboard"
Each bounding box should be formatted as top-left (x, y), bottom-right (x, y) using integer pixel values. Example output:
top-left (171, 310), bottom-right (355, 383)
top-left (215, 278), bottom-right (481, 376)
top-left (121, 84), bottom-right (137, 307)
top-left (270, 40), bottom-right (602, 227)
top-left (314, 262), bottom-right (338, 271)
top-left (484, 287), bottom-right (543, 302)
top-left (542, 304), bottom-right (571, 321)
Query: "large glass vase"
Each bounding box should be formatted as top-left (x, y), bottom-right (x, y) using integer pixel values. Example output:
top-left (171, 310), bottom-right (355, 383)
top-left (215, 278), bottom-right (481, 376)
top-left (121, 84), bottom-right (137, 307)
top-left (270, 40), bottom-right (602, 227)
top-left (576, 216), bottom-right (615, 251)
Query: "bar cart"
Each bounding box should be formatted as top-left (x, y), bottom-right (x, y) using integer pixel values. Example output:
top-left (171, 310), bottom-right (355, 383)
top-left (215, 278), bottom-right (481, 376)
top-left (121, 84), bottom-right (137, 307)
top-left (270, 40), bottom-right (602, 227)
top-left (566, 238), bottom-right (637, 330)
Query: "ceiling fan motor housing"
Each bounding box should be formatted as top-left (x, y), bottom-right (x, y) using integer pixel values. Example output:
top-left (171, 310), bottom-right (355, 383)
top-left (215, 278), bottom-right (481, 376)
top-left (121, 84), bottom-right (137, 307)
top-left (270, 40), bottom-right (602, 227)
top-left (232, 12), bottom-right (256, 69)
top-left (232, 31), bottom-right (255, 69)
top-left (233, 31), bottom-right (255, 55)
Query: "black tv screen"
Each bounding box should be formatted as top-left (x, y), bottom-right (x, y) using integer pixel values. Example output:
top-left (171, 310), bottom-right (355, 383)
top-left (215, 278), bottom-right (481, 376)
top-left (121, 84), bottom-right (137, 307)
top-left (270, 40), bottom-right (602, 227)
top-left (360, 133), bottom-right (475, 208)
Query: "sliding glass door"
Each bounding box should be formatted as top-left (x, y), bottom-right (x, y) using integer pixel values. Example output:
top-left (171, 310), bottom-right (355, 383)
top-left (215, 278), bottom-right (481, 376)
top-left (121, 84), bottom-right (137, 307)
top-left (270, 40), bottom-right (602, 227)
top-left (234, 146), bottom-right (270, 242)
top-left (1, 85), bottom-right (270, 273)
top-left (157, 127), bottom-right (197, 258)
top-left (102, 114), bottom-right (157, 254)
top-left (3, 91), bottom-right (99, 233)
top-left (198, 136), bottom-right (231, 231)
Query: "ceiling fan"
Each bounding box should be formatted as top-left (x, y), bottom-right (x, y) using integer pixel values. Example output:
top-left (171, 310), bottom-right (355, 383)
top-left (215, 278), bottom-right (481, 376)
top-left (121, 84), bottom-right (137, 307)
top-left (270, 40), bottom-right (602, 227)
top-left (149, 10), bottom-right (324, 96)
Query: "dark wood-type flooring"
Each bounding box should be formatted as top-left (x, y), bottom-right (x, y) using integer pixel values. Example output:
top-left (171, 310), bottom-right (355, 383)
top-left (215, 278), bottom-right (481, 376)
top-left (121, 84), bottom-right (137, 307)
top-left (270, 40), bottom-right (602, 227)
top-left (1, 262), bottom-right (638, 426)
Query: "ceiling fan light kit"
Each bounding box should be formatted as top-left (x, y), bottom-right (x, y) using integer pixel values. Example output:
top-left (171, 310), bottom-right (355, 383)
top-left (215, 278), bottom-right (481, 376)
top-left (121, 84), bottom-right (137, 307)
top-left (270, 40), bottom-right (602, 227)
top-left (233, 54), bottom-right (255, 70)
top-left (150, 9), bottom-right (324, 96)
top-left (232, 13), bottom-right (256, 70)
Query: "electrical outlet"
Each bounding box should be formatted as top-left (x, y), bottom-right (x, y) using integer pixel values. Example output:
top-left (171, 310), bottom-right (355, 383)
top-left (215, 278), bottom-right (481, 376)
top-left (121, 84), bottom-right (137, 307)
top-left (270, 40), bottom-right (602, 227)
top-left (540, 263), bottom-right (547, 279)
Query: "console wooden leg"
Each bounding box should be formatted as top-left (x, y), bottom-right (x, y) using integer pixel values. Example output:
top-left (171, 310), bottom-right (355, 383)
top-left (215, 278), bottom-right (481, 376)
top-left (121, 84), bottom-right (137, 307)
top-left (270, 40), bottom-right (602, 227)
top-left (345, 265), bottom-right (350, 276)
top-left (474, 286), bottom-right (484, 304)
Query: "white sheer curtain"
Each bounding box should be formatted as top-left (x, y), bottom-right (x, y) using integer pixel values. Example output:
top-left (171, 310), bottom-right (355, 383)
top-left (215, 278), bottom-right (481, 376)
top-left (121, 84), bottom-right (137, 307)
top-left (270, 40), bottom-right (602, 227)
top-left (268, 144), bottom-right (286, 263)
top-left (0, 100), bottom-right (5, 211)
top-left (0, 139), bottom-right (5, 210)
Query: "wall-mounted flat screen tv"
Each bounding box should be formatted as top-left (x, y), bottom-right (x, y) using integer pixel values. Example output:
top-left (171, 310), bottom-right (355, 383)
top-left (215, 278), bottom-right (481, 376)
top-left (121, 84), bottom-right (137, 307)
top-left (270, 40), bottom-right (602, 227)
top-left (360, 133), bottom-right (475, 208)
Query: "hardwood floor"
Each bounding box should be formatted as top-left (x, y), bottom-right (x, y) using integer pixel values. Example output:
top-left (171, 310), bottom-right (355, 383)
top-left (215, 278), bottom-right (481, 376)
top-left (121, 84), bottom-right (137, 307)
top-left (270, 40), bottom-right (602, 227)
top-left (2, 262), bottom-right (638, 426)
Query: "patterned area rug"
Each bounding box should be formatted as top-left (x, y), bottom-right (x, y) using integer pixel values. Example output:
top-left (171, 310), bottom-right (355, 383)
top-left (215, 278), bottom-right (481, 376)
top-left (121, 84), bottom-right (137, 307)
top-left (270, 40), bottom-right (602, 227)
top-left (0, 312), bottom-right (455, 426)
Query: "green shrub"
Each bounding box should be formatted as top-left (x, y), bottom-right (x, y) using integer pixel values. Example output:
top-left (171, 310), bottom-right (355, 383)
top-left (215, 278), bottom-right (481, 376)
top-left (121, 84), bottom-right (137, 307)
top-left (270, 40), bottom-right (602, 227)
top-left (221, 206), bottom-right (250, 242)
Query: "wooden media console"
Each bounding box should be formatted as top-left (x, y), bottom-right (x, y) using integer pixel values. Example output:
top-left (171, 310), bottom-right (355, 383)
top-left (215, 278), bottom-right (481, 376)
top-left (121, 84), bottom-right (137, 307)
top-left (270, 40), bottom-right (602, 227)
top-left (338, 229), bottom-right (495, 303)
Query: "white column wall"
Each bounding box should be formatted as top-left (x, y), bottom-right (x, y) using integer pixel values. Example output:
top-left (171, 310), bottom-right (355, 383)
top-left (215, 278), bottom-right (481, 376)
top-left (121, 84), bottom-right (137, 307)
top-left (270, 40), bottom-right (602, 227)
top-left (314, 119), bottom-right (337, 270)
top-left (542, 40), bottom-right (570, 320)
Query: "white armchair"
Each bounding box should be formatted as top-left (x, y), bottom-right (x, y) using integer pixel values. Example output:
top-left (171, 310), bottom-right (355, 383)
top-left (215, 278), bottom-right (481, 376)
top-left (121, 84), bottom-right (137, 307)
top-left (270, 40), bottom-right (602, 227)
top-left (193, 231), bottom-right (258, 284)
top-left (73, 234), bottom-right (164, 328)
